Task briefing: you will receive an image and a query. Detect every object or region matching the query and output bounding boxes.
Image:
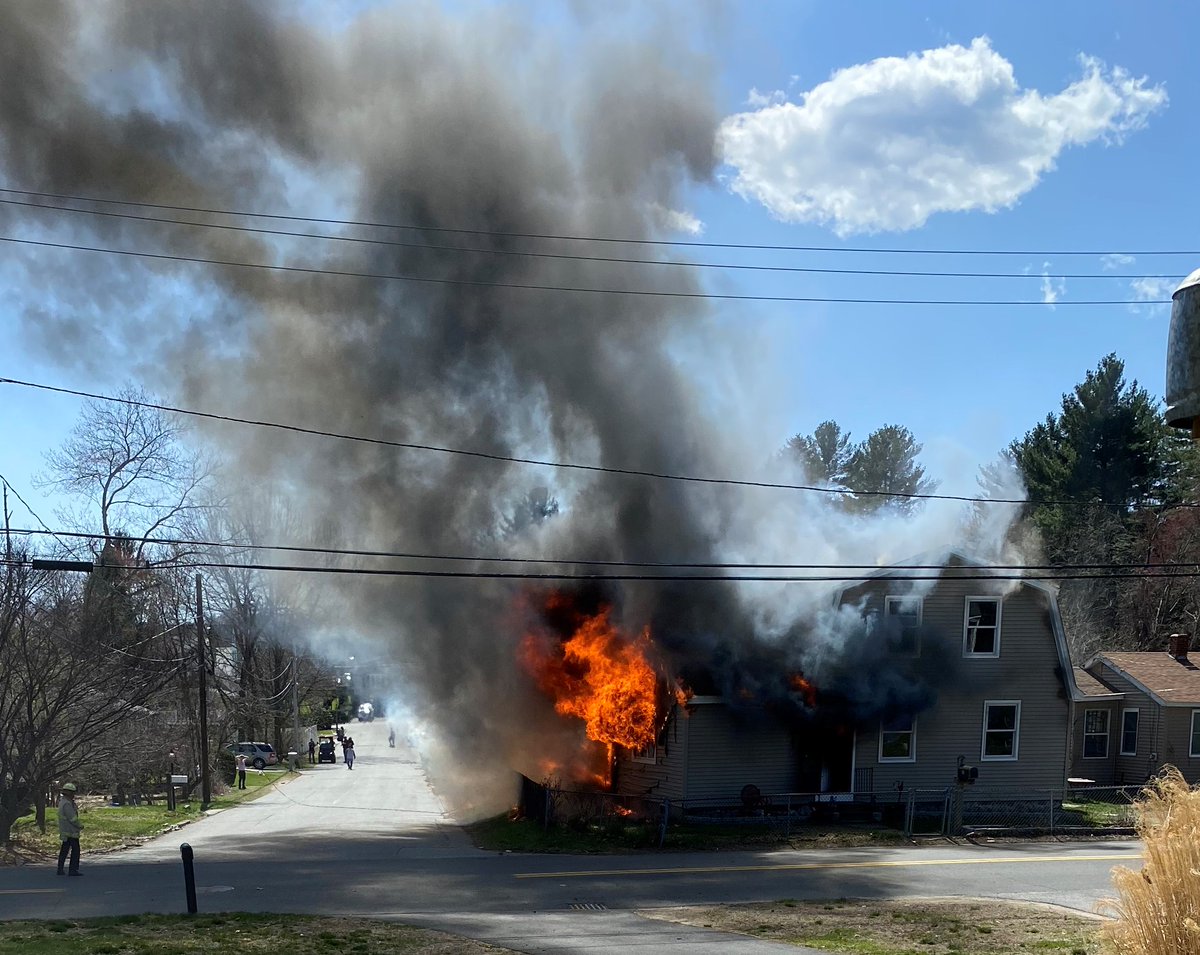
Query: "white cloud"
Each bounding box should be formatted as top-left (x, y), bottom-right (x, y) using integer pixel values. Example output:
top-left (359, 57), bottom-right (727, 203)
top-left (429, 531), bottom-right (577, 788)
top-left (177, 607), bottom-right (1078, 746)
top-left (1130, 276), bottom-right (1175, 301)
top-left (1040, 262), bottom-right (1065, 306)
top-left (746, 87), bottom-right (785, 108)
top-left (718, 37), bottom-right (1166, 235)
top-left (1100, 253), bottom-right (1135, 270)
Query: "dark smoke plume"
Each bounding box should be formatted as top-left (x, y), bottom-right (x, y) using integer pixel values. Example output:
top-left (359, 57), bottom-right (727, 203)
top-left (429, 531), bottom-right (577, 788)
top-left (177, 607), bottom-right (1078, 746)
top-left (1, 1), bottom-right (1017, 813)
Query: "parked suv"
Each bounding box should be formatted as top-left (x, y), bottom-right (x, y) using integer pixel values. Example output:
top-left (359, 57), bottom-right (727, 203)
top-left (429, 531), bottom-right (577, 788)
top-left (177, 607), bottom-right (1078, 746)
top-left (226, 742), bottom-right (278, 770)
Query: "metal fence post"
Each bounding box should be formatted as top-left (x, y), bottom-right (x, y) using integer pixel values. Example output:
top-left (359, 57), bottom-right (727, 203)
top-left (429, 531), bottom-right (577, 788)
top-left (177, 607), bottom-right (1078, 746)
top-left (659, 798), bottom-right (670, 849)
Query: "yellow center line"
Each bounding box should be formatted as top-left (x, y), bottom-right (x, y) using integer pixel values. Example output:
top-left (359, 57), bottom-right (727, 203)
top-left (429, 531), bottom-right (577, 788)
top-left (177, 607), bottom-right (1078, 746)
top-left (515, 853), bottom-right (1141, 880)
top-left (0, 888), bottom-right (65, 895)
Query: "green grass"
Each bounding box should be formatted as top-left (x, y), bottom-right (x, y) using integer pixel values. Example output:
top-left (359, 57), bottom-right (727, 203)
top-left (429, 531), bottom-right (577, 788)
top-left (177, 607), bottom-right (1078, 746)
top-left (467, 813), bottom-right (907, 853)
top-left (9, 769), bottom-right (288, 858)
top-left (0, 914), bottom-right (502, 954)
top-left (1059, 798), bottom-right (1136, 828)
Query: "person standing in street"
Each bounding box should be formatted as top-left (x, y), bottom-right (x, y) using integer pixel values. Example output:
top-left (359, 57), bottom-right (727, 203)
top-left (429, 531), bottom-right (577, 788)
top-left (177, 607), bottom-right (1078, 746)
top-left (235, 753), bottom-right (248, 790)
top-left (56, 783), bottom-right (82, 876)
top-left (388, 727), bottom-right (395, 748)
top-left (307, 738), bottom-right (316, 764)
top-left (345, 740), bottom-right (356, 770)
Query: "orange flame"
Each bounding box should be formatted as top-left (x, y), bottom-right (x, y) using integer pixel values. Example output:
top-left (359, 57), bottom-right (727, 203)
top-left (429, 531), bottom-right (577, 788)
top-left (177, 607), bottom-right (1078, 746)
top-left (790, 673), bottom-right (817, 707)
top-left (520, 599), bottom-right (659, 751)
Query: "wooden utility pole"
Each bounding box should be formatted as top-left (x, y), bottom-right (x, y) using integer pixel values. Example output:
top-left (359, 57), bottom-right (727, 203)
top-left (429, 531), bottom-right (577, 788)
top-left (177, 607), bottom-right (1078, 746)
top-left (196, 573), bottom-right (211, 807)
top-left (3, 481), bottom-right (11, 560)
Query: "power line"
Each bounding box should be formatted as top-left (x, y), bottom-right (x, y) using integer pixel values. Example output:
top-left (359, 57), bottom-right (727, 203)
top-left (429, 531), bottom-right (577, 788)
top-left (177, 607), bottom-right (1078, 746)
top-left (11, 526), bottom-right (1200, 573)
top-left (1, 376), bottom-right (1188, 510)
top-left (0, 195), bottom-right (1184, 282)
top-left (0, 234), bottom-right (1171, 306)
top-left (2, 185), bottom-right (1197, 258)
top-left (6, 554), bottom-right (1199, 583)
top-left (0, 472), bottom-right (74, 552)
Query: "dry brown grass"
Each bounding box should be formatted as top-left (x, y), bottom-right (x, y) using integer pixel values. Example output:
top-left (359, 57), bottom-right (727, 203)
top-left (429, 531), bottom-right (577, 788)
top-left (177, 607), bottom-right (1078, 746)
top-left (1100, 767), bottom-right (1200, 954)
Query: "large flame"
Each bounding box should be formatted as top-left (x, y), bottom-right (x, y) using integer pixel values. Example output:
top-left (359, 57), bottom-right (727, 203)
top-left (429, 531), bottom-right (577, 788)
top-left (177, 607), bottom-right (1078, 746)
top-left (520, 595), bottom-right (659, 751)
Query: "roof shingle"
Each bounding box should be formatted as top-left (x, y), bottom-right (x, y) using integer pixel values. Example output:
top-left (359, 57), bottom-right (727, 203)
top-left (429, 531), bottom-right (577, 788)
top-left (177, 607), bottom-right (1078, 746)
top-left (1099, 652), bottom-right (1200, 704)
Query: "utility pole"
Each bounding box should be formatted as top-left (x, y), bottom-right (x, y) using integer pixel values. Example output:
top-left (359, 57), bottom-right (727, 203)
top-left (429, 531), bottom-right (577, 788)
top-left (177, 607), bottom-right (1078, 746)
top-left (291, 654), bottom-right (301, 755)
top-left (3, 480), bottom-right (11, 560)
top-left (196, 573), bottom-right (211, 807)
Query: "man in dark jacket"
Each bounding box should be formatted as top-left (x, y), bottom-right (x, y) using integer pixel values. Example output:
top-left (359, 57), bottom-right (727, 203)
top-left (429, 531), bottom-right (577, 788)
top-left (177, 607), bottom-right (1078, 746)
top-left (56, 783), bottom-right (82, 876)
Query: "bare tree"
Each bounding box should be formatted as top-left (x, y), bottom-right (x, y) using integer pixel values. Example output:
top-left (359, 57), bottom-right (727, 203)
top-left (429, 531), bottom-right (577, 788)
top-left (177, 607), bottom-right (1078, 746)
top-left (37, 383), bottom-right (212, 560)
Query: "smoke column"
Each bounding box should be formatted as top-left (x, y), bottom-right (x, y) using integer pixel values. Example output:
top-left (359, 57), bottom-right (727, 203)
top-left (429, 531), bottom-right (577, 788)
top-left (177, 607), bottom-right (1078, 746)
top-left (0, 1), bottom-right (1023, 813)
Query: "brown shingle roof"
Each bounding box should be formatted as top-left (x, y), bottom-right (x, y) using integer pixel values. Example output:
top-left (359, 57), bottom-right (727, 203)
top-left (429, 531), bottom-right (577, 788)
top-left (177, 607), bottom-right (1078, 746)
top-left (1073, 667), bottom-right (1121, 698)
top-left (1100, 652), bottom-right (1200, 704)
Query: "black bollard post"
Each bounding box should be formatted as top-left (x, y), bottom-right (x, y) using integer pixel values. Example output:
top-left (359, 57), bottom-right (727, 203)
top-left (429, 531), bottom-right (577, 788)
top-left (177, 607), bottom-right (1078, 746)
top-left (180, 843), bottom-right (198, 914)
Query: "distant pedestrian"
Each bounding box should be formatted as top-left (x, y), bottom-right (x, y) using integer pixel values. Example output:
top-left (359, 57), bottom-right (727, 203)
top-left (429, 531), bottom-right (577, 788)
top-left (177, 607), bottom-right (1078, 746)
top-left (345, 741), bottom-right (356, 770)
top-left (235, 753), bottom-right (247, 790)
top-left (56, 783), bottom-right (82, 876)
top-left (307, 739), bottom-right (316, 764)
top-left (388, 728), bottom-right (395, 748)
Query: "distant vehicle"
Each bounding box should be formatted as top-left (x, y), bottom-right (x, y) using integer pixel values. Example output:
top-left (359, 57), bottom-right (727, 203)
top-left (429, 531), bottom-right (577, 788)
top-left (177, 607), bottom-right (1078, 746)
top-left (317, 738), bottom-right (337, 764)
top-left (226, 741), bottom-right (277, 770)
top-left (357, 702), bottom-right (374, 722)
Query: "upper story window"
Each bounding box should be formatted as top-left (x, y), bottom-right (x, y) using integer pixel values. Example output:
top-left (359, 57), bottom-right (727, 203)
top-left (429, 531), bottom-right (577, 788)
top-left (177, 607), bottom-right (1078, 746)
top-left (879, 714), bottom-right (916, 762)
top-left (1083, 709), bottom-right (1110, 759)
top-left (1119, 709), bottom-right (1139, 757)
top-left (963, 597), bottom-right (1002, 657)
top-left (632, 740), bottom-right (657, 764)
top-left (981, 700), bottom-right (1020, 761)
top-left (883, 596), bottom-right (922, 655)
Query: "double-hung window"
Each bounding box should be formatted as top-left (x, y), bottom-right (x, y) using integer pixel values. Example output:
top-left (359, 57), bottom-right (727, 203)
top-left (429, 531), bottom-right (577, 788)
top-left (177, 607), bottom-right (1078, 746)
top-left (632, 740), bottom-right (657, 764)
top-left (982, 700), bottom-right (1020, 760)
top-left (1191, 711), bottom-right (1200, 759)
top-left (879, 715), bottom-right (916, 762)
top-left (883, 596), bottom-right (922, 655)
top-left (964, 597), bottom-right (1002, 657)
top-left (1083, 709), bottom-right (1110, 759)
top-left (1119, 709), bottom-right (1139, 756)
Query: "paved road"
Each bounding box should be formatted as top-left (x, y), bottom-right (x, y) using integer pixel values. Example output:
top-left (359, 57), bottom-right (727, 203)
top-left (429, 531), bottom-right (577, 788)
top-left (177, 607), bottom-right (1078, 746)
top-left (0, 719), bottom-right (1142, 954)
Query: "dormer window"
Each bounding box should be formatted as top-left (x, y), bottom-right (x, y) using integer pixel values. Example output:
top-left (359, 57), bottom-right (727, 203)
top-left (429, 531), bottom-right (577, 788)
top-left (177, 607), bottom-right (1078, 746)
top-left (963, 597), bottom-right (1001, 657)
top-left (884, 596), bottom-right (922, 655)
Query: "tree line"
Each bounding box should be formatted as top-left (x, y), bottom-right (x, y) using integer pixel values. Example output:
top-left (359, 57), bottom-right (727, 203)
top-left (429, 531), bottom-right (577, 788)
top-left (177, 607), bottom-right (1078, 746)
top-left (0, 388), bottom-right (346, 845)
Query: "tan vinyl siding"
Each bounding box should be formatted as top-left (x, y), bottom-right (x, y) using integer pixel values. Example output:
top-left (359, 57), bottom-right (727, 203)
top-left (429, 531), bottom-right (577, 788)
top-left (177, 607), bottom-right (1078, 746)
top-left (847, 575), bottom-right (1070, 792)
top-left (1089, 664), bottom-right (1163, 784)
top-left (614, 704), bottom-right (687, 801)
top-left (1159, 707), bottom-right (1200, 781)
top-left (1068, 700), bottom-right (1119, 784)
top-left (682, 703), bottom-right (796, 802)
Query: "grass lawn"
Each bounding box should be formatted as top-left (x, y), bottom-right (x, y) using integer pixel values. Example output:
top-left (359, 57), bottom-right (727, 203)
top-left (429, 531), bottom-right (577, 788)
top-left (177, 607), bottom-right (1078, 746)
top-left (644, 898), bottom-right (1103, 955)
top-left (7, 769), bottom-right (288, 860)
top-left (467, 813), bottom-right (906, 853)
top-left (0, 913), bottom-right (508, 954)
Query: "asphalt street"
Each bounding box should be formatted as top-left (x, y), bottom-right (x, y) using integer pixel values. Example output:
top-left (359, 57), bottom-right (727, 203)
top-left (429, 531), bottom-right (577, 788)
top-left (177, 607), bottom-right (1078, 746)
top-left (0, 719), bottom-right (1143, 954)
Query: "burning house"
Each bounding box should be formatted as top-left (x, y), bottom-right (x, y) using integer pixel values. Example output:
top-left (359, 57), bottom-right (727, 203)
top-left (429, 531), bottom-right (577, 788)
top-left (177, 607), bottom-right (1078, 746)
top-left (518, 553), bottom-right (1084, 807)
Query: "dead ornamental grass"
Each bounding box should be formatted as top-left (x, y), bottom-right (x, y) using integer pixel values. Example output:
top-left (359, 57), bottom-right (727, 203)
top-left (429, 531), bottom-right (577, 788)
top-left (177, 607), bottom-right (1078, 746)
top-left (1101, 768), bottom-right (1200, 954)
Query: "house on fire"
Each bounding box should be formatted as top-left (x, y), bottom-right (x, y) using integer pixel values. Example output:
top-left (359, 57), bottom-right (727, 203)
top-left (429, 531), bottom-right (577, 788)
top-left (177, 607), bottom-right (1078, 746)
top-left (1068, 633), bottom-right (1200, 786)
top-left (615, 552), bottom-right (1092, 804)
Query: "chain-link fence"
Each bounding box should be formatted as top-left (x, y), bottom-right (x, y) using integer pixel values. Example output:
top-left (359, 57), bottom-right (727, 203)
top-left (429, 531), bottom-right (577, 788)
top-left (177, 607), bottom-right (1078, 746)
top-left (515, 775), bottom-right (1143, 842)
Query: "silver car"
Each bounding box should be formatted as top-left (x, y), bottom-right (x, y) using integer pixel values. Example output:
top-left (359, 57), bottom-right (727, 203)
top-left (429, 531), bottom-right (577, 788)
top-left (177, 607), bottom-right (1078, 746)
top-left (226, 741), bottom-right (278, 770)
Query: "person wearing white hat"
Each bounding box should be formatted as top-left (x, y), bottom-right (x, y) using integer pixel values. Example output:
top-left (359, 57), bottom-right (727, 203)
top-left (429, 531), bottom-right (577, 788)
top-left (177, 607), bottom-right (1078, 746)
top-left (56, 783), bottom-right (82, 876)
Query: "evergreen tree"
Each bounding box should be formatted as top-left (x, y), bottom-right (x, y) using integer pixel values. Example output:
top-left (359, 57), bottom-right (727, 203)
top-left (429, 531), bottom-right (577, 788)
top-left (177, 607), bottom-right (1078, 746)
top-left (843, 425), bottom-right (937, 513)
top-left (784, 420), bottom-right (852, 486)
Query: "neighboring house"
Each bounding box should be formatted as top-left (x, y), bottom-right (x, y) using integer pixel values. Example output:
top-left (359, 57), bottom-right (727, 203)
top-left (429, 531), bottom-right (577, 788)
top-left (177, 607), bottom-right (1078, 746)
top-left (1072, 634), bottom-right (1200, 785)
top-left (615, 552), bottom-right (1090, 804)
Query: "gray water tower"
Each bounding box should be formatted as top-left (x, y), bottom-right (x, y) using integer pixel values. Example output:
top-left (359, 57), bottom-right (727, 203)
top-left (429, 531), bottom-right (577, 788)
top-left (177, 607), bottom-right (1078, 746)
top-left (1165, 268), bottom-right (1200, 437)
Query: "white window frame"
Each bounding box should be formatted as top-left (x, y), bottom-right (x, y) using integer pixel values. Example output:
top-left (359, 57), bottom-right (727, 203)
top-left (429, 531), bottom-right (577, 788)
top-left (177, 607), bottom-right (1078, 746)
top-left (1119, 708), bottom-right (1139, 757)
top-left (963, 597), bottom-right (1002, 658)
top-left (1191, 711), bottom-right (1200, 759)
top-left (878, 714), bottom-right (917, 763)
top-left (883, 596), bottom-right (922, 655)
top-left (1082, 708), bottom-right (1110, 760)
top-left (631, 740), bottom-right (657, 764)
top-left (981, 700), bottom-right (1021, 761)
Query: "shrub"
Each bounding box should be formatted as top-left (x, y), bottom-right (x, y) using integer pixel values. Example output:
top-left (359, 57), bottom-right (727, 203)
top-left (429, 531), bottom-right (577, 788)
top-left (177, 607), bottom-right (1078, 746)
top-left (1101, 767), bottom-right (1200, 953)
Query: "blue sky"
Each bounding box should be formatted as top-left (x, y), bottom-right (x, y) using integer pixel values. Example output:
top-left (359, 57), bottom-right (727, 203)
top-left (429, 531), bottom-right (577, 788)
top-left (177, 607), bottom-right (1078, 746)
top-left (0, 0), bottom-right (1194, 529)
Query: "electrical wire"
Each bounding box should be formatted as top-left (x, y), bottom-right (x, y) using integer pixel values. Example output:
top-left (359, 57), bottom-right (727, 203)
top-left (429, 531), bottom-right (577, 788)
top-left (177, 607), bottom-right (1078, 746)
top-left (0, 234), bottom-right (1171, 306)
top-left (0, 473), bottom-right (76, 553)
top-left (3, 555), bottom-right (1190, 583)
top-left (10, 526), bottom-right (1200, 574)
top-left (2, 376), bottom-right (1185, 509)
top-left (2, 185), bottom-right (1197, 258)
top-left (0, 194), bottom-right (1184, 282)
